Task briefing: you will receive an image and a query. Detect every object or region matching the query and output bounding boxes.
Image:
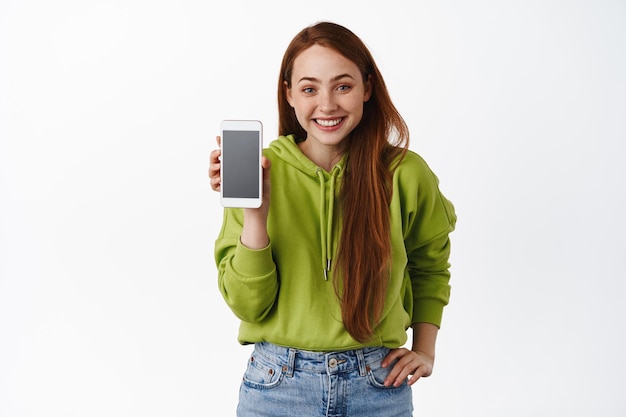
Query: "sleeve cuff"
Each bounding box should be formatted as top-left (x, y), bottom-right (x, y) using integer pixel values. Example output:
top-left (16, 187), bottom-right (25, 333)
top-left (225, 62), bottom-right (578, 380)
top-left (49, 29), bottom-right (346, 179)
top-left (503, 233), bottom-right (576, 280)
top-left (232, 239), bottom-right (275, 278)
top-left (412, 298), bottom-right (446, 328)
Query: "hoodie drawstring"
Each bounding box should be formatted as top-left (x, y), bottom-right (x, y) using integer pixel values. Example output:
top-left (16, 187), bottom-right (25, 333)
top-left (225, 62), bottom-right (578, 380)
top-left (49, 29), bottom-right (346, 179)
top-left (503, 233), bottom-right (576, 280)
top-left (316, 165), bottom-right (342, 280)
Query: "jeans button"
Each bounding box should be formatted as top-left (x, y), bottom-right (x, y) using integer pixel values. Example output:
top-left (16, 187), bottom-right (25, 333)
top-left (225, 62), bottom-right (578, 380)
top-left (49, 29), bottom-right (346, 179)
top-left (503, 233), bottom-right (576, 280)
top-left (328, 358), bottom-right (338, 368)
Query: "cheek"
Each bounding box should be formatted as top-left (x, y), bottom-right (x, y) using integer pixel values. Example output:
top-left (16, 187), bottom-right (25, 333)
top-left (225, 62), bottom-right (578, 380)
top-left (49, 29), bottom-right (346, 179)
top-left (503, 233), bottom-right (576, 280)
top-left (292, 101), bottom-right (312, 120)
top-left (349, 100), bottom-right (365, 119)
top-left (291, 107), bottom-right (309, 130)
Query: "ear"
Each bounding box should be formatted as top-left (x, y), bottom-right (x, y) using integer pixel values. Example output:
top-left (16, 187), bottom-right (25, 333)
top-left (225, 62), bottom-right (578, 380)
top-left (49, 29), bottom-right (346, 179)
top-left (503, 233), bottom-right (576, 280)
top-left (284, 81), bottom-right (294, 107)
top-left (363, 74), bottom-right (373, 102)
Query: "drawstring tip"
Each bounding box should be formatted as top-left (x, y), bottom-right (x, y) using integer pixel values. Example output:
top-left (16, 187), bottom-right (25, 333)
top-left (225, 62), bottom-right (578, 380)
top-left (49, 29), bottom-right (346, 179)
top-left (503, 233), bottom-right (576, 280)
top-left (323, 259), bottom-right (332, 280)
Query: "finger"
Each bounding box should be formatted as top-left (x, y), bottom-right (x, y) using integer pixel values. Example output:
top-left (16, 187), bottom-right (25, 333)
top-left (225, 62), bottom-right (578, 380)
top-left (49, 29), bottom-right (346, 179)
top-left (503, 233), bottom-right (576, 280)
top-left (393, 361), bottom-right (425, 387)
top-left (260, 157), bottom-right (271, 199)
top-left (209, 149), bottom-right (221, 176)
top-left (209, 148), bottom-right (221, 163)
top-left (210, 175), bottom-right (221, 191)
top-left (408, 361), bottom-right (434, 385)
top-left (407, 374), bottom-right (420, 386)
top-left (383, 359), bottom-right (408, 387)
top-left (262, 157), bottom-right (271, 178)
top-left (382, 349), bottom-right (421, 387)
top-left (208, 170), bottom-right (220, 189)
top-left (407, 369), bottom-right (424, 386)
top-left (209, 137), bottom-right (223, 192)
top-left (381, 348), bottom-right (408, 368)
top-left (208, 148), bottom-right (222, 191)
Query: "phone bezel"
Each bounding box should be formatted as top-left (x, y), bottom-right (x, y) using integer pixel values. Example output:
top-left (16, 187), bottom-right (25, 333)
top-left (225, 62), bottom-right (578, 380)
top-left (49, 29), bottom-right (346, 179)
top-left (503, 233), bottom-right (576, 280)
top-left (219, 119), bottom-right (263, 208)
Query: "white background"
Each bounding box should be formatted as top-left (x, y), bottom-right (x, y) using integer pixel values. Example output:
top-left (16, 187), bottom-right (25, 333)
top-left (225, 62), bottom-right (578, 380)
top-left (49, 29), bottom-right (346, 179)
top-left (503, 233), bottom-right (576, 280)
top-left (1, 1), bottom-right (625, 416)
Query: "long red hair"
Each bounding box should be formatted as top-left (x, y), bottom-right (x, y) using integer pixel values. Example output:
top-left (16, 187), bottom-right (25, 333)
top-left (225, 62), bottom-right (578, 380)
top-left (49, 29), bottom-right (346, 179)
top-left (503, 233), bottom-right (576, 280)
top-left (278, 22), bottom-right (409, 342)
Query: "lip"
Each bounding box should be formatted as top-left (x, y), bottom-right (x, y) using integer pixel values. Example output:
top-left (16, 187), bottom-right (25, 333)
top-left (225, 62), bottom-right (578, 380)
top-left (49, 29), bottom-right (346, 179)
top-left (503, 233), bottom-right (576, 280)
top-left (314, 117), bottom-right (345, 131)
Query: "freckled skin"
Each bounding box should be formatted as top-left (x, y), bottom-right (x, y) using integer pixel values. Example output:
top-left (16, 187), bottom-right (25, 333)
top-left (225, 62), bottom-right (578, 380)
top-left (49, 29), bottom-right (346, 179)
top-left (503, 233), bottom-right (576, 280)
top-left (285, 44), bottom-right (372, 171)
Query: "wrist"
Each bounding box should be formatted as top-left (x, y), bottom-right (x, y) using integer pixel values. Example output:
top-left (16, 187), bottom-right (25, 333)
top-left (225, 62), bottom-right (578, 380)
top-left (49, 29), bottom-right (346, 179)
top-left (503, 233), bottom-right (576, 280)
top-left (241, 210), bottom-right (269, 249)
top-left (411, 322), bottom-right (439, 360)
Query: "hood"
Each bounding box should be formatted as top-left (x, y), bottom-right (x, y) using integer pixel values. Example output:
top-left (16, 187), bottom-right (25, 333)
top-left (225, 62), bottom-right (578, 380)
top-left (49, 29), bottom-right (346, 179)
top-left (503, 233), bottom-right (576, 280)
top-left (269, 135), bottom-right (346, 280)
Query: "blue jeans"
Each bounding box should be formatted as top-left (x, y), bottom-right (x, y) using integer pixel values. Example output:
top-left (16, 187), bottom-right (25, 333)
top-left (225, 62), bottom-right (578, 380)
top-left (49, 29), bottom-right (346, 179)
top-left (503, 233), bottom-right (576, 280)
top-left (237, 342), bottom-right (413, 417)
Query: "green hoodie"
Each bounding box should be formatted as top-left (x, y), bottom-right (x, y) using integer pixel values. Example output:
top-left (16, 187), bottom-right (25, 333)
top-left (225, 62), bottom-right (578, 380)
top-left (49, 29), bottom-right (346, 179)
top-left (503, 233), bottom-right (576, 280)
top-left (215, 135), bottom-right (456, 351)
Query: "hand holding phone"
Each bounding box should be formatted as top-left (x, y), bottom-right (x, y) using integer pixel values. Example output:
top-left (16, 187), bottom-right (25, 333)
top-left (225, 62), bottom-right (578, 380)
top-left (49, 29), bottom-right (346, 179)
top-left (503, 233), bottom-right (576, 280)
top-left (209, 136), bottom-right (222, 192)
top-left (219, 120), bottom-right (263, 208)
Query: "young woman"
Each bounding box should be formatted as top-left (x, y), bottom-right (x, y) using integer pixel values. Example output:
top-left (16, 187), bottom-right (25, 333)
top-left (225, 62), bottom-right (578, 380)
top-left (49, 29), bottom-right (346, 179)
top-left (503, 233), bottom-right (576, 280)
top-left (210, 21), bottom-right (456, 417)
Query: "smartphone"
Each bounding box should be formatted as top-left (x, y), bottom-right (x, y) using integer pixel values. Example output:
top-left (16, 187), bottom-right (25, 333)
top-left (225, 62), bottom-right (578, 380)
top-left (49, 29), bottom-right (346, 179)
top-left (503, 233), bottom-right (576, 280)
top-left (220, 119), bottom-right (263, 208)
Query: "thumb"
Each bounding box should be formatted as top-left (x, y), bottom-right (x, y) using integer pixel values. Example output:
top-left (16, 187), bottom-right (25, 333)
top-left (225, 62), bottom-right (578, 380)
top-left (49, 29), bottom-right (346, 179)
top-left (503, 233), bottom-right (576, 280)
top-left (262, 157), bottom-right (271, 181)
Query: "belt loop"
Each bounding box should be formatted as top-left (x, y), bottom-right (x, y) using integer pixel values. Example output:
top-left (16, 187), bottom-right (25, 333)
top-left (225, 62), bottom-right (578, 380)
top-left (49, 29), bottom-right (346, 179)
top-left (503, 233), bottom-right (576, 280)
top-left (284, 348), bottom-right (296, 378)
top-left (355, 348), bottom-right (367, 377)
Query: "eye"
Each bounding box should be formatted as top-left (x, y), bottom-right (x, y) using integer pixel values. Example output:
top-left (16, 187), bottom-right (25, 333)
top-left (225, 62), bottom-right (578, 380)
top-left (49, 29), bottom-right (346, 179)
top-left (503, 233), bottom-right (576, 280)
top-left (303, 87), bottom-right (315, 94)
top-left (337, 84), bottom-right (351, 92)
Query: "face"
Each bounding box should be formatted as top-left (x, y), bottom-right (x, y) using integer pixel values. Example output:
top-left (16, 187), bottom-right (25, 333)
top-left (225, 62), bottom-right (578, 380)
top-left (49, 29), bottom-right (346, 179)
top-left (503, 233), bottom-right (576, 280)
top-left (285, 44), bottom-right (372, 152)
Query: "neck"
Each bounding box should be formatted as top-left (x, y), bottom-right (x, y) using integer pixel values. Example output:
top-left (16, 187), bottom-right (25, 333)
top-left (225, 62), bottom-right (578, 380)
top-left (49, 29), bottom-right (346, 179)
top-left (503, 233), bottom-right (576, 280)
top-left (298, 139), bottom-right (345, 172)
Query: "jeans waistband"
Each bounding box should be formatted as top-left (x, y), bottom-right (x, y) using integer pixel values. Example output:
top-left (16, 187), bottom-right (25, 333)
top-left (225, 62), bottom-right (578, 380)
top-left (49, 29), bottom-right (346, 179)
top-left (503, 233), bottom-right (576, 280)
top-left (252, 342), bottom-right (390, 377)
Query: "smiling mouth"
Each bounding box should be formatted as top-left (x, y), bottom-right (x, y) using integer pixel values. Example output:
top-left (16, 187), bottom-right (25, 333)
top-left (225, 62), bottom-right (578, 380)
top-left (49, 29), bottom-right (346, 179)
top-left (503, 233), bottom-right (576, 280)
top-left (315, 118), bottom-right (343, 127)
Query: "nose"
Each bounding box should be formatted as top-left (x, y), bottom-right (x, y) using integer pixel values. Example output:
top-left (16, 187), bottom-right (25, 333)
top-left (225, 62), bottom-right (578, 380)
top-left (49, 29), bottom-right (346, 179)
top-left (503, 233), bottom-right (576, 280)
top-left (318, 90), bottom-right (338, 113)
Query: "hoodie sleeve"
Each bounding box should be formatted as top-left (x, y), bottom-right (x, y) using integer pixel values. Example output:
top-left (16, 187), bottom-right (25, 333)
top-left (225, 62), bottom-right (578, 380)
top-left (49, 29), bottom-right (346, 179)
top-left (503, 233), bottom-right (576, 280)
top-left (214, 208), bottom-right (278, 323)
top-left (398, 152), bottom-right (457, 327)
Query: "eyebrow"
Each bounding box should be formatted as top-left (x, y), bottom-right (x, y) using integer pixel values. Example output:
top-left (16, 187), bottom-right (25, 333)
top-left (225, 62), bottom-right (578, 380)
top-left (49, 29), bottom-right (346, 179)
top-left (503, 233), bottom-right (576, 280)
top-left (297, 74), bottom-right (355, 84)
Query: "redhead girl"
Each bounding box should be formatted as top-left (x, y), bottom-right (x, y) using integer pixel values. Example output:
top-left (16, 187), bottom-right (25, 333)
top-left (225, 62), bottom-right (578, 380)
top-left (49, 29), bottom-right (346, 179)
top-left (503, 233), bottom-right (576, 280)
top-left (210, 21), bottom-right (456, 417)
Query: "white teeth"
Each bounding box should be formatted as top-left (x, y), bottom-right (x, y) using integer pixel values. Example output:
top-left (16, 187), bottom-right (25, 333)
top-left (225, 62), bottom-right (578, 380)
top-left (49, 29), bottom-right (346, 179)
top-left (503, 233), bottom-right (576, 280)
top-left (316, 118), bottom-right (342, 127)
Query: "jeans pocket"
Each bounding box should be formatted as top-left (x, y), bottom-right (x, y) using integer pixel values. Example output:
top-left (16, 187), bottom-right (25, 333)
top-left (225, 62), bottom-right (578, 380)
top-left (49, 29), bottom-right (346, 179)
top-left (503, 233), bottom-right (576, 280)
top-left (366, 359), bottom-right (405, 389)
top-left (242, 353), bottom-right (284, 390)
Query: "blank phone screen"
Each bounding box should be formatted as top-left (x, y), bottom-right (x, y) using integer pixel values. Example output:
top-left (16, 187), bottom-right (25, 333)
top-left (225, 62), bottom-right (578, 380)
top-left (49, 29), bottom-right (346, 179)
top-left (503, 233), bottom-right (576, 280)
top-left (222, 130), bottom-right (260, 198)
